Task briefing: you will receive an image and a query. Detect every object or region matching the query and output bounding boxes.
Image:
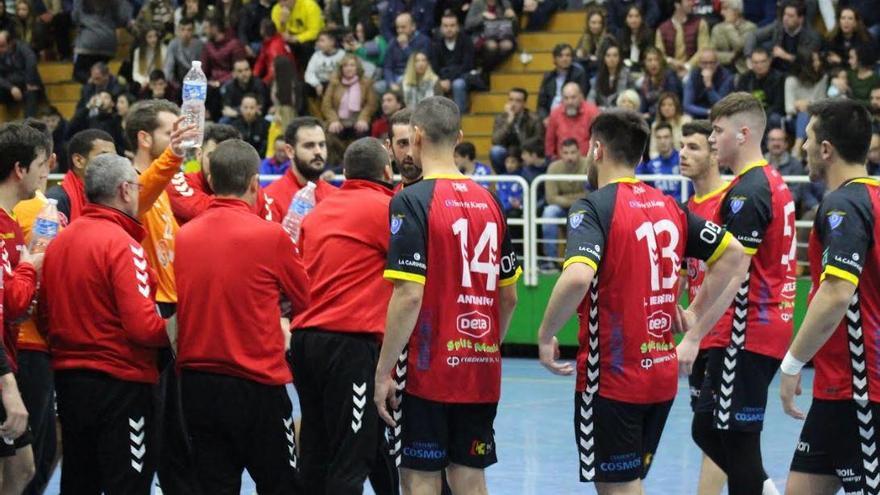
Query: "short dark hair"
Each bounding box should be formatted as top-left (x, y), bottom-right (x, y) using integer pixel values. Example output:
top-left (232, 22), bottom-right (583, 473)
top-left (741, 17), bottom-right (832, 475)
top-left (344, 137), bottom-right (389, 181)
top-left (709, 91), bottom-right (766, 129)
top-left (284, 117), bottom-right (323, 146)
top-left (681, 120), bottom-right (713, 139)
top-left (807, 98), bottom-right (872, 164)
top-left (589, 109), bottom-right (650, 167)
top-left (0, 123), bottom-right (50, 182)
top-left (204, 123), bottom-right (241, 145)
top-left (208, 139), bottom-right (259, 196)
top-left (23, 118), bottom-right (53, 152)
top-left (240, 92), bottom-right (261, 106)
top-left (454, 142), bottom-right (476, 160)
top-left (441, 10), bottom-right (458, 22)
top-left (510, 87), bottom-right (528, 101)
top-left (259, 17), bottom-right (276, 37)
top-left (67, 129), bottom-right (114, 169)
top-left (854, 43), bottom-right (879, 68)
top-left (522, 138), bottom-right (544, 157)
top-left (124, 99), bottom-right (181, 151)
top-left (384, 89), bottom-right (405, 107)
top-left (388, 108), bottom-right (413, 141)
top-left (750, 47), bottom-right (770, 59)
top-left (148, 69), bottom-right (166, 82)
top-left (561, 138), bottom-right (579, 149)
top-left (178, 17), bottom-right (194, 28)
top-left (410, 96), bottom-right (460, 147)
top-left (781, 0), bottom-right (806, 17)
top-left (206, 15), bottom-right (225, 32)
top-left (553, 43), bottom-right (573, 58)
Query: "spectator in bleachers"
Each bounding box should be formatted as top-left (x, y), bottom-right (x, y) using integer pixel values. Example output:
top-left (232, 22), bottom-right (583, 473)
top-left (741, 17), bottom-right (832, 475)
top-left (116, 92), bottom-right (135, 119)
top-left (71, 0), bottom-right (132, 84)
top-left (870, 86), bottom-right (880, 125)
top-left (322, 54), bottom-right (377, 163)
top-left (744, 0), bottom-right (821, 74)
top-left (305, 31), bottom-right (344, 98)
top-left (324, 0), bottom-right (373, 33)
top-left (843, 0), bottom-right (880, 40)
top-left (765, 126), bottom-right (821, 216)
top-left (0, 29), bottom-right (40, 117)
top-left (736, 47), bottom-right (784, 128)
top-left (656, 0), bottom-right (710, 78)
top-left (381, 0), bottom-right (436, 42)
top-left (134, 0), bottom-right (174, 42)
top-left (868, 130), bottom-right (880, 175)
top-left (272, 0), bottom-right (326, 69)
top-left (215, 0), bottom-right (242, 38)
top-left (683, 48), bottom-right (733, 118)
top-left (618, 5), bottom-right (654, 73)
top-left (637, 122), bottom-right (683, 197)
top-left (431, 11), bottom-right (473, 112)
top-left (454, 141), bottom-right (492, 177)
top-left (490, 87), bottom-right (543, 173)
top-left (14, 0), bottom-right (46, 55)
top-left (606, 0), bottom-right (659, 33)
top-left (650, 91), bottom-right (692, 158)
top-left (37, 105), bottom-right (67, 170)
top-left (636, 47), bottom-right (682, 117)
top-left (574, 7), bottom-right (608, 74)
top-left (221, 58), bottom-right (268, 122)
top-left (615, 88), bottom-right (641, 111)
top-left (827, 66), bottom-right (851, 98)
top-left (201, 16), bottom-right (245, 119)
top-left (30, 0), bottom-right (73, 60)
top-left (384, 12), bottom-right (431, 92)
top-left (231, 93), bottom-right (270, 156)
top-left (238, 0), bottom-right (273, 58)
top-left (544, 81), bottom-right (599, 159)
top-left (66, 90), bottom-right (126, 154)
top-left (465, 0), bottom-right (517, 72)
top-left (540, 137), bottom-right (587, 271)
top-left (823, 7), bottom-right (875, 70)
top-left (588, 38), bottom-right (634, 109)
top-left (165, 17), bottom-right (203, 84)
top-left (514, 0), bottom-right (561, 32)
top-left (344, 20), bottom-right (386, 78)
top-left (401, 51), bottom-right (437, 107)
top-left (371, 89), bottom-right (404, 139)
top-left (132, 28), bottom-right (167, 88)
top-left (0, 3), bottom-right (15, 36)
top-left (520, 138), bottom-right (548, 186)
top-left (537, 43), bottom-right (589, 121)
top-left (140, 70), bottom-right (179, 105)
top-left (253, 19), bottom-right (296, 85)
top-left (711, 0), bottom-right (756, 76)
top-left (847, 43), bottom-right (880, 106)
top-left (78, 61), bottom-right (123, 110)
top-left (785, 52), bottom-right (828, 153)
top-left (174, 0), bottom-right (206, 41)
top-left (260, 136), bottom-right (290, 185)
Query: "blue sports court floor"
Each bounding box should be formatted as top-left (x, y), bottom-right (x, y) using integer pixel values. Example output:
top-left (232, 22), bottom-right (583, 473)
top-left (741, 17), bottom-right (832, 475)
top-left (46, 357), bottom-right (807, 494)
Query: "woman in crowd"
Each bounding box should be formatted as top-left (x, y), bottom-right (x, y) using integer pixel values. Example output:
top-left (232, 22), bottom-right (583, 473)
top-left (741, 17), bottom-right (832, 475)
top-left (174, 0), bottom-right (206, 40)
top-left (847, 43), bottom-right (880, 105)
top-left (617, 5), bottom-right (653, 73)
top-left (131, 27), bottom-right (167, 88)
top-left (402, 51), bottom-right (438, 108)
top-left (588, 38), bottom-right (633, 108)
top-left (615, 89), bottom-right (641, 112)
top-left (322, 54), bottom-right (377, 166)
top-left (343, 20), bottom-right (386, 81)
top-left (649, 91), bottom-right (691, 158)
top-left (710, 0), bottom-right (755, 75)
top-left (134, 0), bottom-right (174, 42)
top-left (636, 47), bottom-right (681, 117)
top-left (785, 52), bottom-right (827, 155)
top-left (825, 7), bottom-right (875, 69)
top-left (575, 7), bottom-right (608, 75)
top-left (465, 0), bottom-right (516, 71)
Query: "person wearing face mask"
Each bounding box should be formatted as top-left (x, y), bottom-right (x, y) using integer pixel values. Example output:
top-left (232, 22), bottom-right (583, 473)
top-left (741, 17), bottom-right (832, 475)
top-left (265, 117), bottom-right (338, 221)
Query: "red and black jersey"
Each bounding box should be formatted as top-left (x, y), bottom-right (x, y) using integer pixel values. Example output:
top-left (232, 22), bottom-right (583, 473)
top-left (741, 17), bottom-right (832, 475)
top-left (294, 179), bottom-right (395, 336)
top-left (384, 175), bottom-right (521, 404)
top-left (713, 161), bottom-right (797, 359)
top-left (564, 178), bottom-right (733, 404)
top-left (0, 209), bottom-right (36, 372)
top-left (808, 178), bottom-right (880, 402)
top-left (685, 182), bottom-right (732, 351)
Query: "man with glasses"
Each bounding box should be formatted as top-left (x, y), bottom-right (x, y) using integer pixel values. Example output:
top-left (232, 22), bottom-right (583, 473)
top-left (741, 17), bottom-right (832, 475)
top-left (684, 49), bottom-right (734, 118)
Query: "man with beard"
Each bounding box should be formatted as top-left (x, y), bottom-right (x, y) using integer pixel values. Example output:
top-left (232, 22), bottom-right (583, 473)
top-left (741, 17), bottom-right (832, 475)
top-left (372, 91), bottom-right (404, 140)
top-left (779, 99), bottom-right (880, 495)
top-left (46, 129), bottom-right (116, 222)
top-left (384, 108), bottom-right (420, 191)
top-left (265, 116), bottom-right (337, 221)
top-left (544, 82), bottom-right (600, 160)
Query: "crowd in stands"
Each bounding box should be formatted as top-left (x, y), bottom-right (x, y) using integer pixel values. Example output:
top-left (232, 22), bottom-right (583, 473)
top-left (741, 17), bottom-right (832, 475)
top-left (0, 0), bottom-right (879, 268)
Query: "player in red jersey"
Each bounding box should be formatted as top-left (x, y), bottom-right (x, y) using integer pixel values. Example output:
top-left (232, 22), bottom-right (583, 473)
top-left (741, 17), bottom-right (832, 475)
top-left (679, 119), bottom-right (730, 494)
top-left (374, 97), bottom-right (521, 495)
top-left (779, 99), bottom-right (880, 495)
top-left (685, 92), bottom-right (796, 495)
top-left (536, 109), bottom-right (748, 495)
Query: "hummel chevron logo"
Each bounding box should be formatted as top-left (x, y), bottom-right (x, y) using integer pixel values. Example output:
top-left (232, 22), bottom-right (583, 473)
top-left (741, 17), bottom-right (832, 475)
top-left (129, 416), bottom-right (146, 473)
top-left (352, 382), bottom-right (367, 433)
top-left (283, 417), bottom-right (296, 468)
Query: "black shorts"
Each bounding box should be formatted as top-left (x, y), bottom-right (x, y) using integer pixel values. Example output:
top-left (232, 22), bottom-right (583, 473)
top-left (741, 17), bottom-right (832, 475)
top-left (0, 381), bottom-right (34, 457)
top-left (399, 393), bottom-right (497, 472)
top-left (791, 399), bottom-right (880, 492)
top-left (694, 348), bottom-right (780, 432)
top-left (574, 392), bottom-right (673, 483)
top-left (689, 349), bottom-right (711, 412)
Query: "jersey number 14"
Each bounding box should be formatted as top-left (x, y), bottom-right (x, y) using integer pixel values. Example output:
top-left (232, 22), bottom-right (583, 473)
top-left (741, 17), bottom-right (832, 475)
top-left (452, 218), bottom-right (501, 291)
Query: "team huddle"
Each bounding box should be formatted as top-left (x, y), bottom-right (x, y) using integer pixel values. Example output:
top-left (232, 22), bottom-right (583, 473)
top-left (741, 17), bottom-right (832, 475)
top-left (0, 91), bottom-right (871, 495)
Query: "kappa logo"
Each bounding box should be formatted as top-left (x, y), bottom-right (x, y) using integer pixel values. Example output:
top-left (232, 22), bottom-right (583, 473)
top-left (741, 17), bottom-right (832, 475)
top-left (729, 196), bottom-right (746, 215)
top-left (456, 310), bottom-right (492, 338)
top-left (390, 215), bottom-right (404, 235)
top-left (828, 211), bottom-right (845, 230)
top-left (569, 211), bottom-right (585, 229)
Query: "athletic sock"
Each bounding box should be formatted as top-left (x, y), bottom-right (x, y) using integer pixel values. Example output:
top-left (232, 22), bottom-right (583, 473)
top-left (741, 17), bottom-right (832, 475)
top-left (762, 478), bottom-right (780, 495)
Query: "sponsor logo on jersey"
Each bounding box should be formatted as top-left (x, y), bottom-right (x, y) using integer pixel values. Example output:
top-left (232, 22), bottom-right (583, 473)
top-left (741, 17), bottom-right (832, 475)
top-left (599, 453), bottom-right (641, 473)
top-left (446, 355), bottom-right (500, 367)
top-left (390, 215), bottom-right (404, 235)
top-left (797, 441), bottom-right (810, 453)
top-left (446, 338), bottom-right (499, 354)
top-left (646, 310), bottom-right (672, 338)
top-left (729, 196), bottom-right (746, 215)
top-left (452, 182), bottom-right (469, 192)
top-left (734, 406), bottom-right (765, 423)
top-left (403, 441), bottom-right (446, 460)
top-left (444, 199), bottom-right (488, 210)
top-left (469, 440), bottom-right (494, 456)
top-left (456, 310), bottom-right (492, 338)
top-left (457, 294), bottom-right (494, 306)
top-left (828, 211), bottom-right (845, 230)
top-left (569, 211), bottom-right (584, 229)
top-left (833, 255), bottom-right (863, 272)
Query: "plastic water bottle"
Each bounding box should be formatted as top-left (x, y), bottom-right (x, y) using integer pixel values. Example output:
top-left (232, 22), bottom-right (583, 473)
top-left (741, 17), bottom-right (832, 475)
top-left (282, 182), bottom-right (317, 244)
top-left (181, 61), bottom-right (207, 149)
top-left (30, 199), bottom-right (60, 254)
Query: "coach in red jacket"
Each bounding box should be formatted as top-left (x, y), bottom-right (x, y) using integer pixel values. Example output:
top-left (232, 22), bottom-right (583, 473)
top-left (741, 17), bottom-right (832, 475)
top-left (292, 137), bottom-right (396, 494)
top-left (40, 153), bottom-right (171, 495)
top-left (174, 139), bottom-right (310, 494)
